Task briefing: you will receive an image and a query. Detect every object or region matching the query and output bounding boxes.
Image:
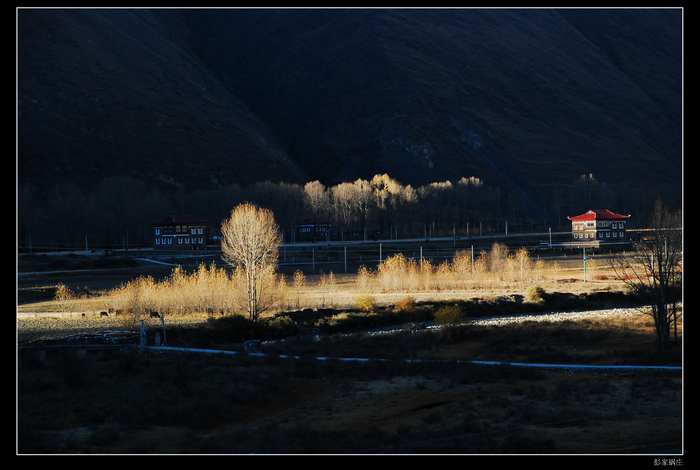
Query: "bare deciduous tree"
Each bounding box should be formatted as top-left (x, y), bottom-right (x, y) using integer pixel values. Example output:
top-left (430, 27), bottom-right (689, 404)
top-left (221, 203), bottom-right (281, 322)
top-left (610, 199), bottom-right (682, 352)
top-left (304, 180), bottom-right (329, 221)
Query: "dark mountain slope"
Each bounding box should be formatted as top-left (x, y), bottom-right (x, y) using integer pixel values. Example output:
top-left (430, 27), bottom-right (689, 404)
top-left (19, 9), bottom-right (681, 217)
top-left (181, 9), bottom-right (680, 211)
top-left (19, 10), bottom-right (306, 193)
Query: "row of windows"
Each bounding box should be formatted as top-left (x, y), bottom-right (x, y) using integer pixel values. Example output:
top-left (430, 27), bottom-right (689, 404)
top-left (155, 237), bottom-right (204, 245)
top-left (573, 231), bottom-right (624, 240)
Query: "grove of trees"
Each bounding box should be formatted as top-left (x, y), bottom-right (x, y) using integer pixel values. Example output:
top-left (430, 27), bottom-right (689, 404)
top-left (19, 172), bottom-right (675, 250)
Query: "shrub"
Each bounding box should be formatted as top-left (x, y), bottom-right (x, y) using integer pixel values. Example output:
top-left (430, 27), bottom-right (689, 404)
top-left (434, 305), bottom-right (464, 325)
top-left (377, 254), bottom-right (414, 291)
top-left (394, 296), bottom-right (416, 313)
top-left (355, 295), bottom-right (376, 313)
top-left (525, 286), bottom-right (546, 304)
top-left (355, 265), bottom-right (373, 290)
top-left (265, 315), bottom-right (298, 337)
top-left (54, 283), bottom-right (73, 301)
top-left (293, 270), bottom-right (306, 289)
top-left (108, 262), bottom-right (256, 318)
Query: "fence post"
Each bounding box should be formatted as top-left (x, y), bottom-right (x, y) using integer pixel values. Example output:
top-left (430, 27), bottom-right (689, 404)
top-left (139, 320), bottom-right (146, 351)
top-left (471, 245), bottom-right (474, 274)
top-left (161, 315), bottom-right (167, 345)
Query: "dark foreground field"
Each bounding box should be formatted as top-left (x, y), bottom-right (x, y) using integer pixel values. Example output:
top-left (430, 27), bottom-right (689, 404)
top-left (19, 316), bottom-right (682, 454)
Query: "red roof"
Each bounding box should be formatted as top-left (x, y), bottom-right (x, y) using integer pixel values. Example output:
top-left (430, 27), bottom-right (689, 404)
top-left (567, 209), bottom-right (631, 222)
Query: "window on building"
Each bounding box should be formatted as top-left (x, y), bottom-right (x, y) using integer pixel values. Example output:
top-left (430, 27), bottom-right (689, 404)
top-left (155, 228), bottom-right (160, 235)
top-left (155, 238), bottom-right (160, 245)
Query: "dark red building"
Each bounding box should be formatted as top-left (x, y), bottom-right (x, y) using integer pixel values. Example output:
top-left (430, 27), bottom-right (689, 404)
top-left (567, 209), bottom-right (631, 242)
top-left (152, 216), bottom-right (209, 249)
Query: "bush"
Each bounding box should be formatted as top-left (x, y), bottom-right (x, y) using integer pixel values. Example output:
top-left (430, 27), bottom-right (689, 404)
top-left (265, 315), bottom-right (298, 337)
top-left (293, 270), bottom-right (306, 289)
top-left (525, 286), bottom-right (546, 304)
top-left (394, 296), bottom-right (416, 313)
top-left (355, 295), bottom-right (377, 313)
top-left (54, 283), bottom-right (73, 301)
top-left (434, 305), bottom-right (464, 325)
top-left (355, 265), bottom-right (373, 290)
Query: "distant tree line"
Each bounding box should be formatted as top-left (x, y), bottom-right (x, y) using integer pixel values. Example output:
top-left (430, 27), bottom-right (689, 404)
top-left (18, 172), bottom-right (676, 250)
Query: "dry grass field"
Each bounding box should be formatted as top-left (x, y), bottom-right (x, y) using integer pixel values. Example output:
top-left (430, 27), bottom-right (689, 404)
top-left (18, 245), bottom-right (629, 340)
top-left (17, 245), bottom-right (682, 454)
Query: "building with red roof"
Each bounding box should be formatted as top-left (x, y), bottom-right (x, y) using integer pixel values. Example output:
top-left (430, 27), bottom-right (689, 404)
top-left (567, 209), bottom-right (631, 241)
top-left (152, 215), bottom-right (209, 249)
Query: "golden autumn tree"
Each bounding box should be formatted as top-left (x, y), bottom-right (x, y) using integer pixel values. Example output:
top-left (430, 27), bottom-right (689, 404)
top-left (221, 203), bottom-right (281, 322)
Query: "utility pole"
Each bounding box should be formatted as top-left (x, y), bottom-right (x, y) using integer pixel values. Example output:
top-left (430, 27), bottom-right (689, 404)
top-left (505, 220), bottom-right (508, 237)
top-left (379, 242), bottom-right (382, 264)
top-left (420, 246), bottom-right (423, 267)
top-left (549, 227), bottom-right (552, 248)
top-left (467, 222), bottom-right (470, 237)
top-left (583, 247), bottom-right (587, 282)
